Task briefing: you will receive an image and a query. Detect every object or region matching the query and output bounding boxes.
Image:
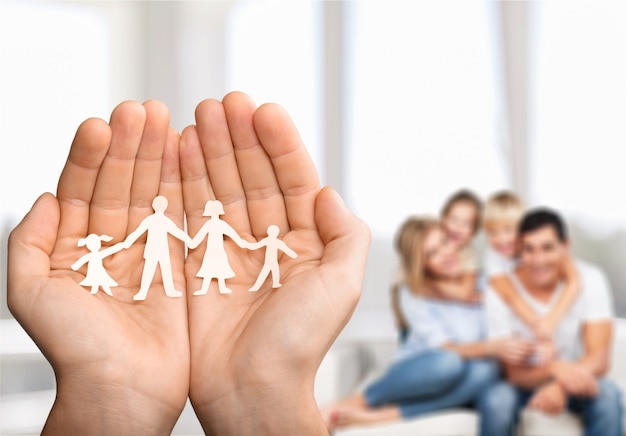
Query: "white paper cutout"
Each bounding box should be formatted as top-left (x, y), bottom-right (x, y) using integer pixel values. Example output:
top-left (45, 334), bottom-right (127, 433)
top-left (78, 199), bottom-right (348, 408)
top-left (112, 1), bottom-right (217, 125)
top-left (71, 234), bottom-right (124, 296)
top-left (72, 196), bottom-right (298, 299)
top-left (123, 195), bottom-right (192, 300)
top-left (248, 225), bottom-right (297, 292)
top-left (189, 200), bottom-right (249, 295)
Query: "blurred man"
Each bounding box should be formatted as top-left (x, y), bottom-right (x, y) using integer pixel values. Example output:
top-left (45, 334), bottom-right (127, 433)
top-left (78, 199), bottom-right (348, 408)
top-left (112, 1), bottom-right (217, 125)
top-left (479, 208), bottom-right (623, 436)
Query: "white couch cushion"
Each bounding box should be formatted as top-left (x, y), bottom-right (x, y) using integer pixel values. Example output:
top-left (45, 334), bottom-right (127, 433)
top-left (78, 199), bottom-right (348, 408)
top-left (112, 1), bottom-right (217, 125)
top-left (519, 410), bottom-right (582, 436)
top-left (322, 318), bottom-right (626, 435)
top-left (336, 410), bottom-right (477, 436)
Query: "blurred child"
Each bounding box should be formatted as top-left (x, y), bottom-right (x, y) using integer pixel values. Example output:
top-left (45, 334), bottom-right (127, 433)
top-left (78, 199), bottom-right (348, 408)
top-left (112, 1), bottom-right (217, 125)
top-left (441, 189), bottom-right (482, 256)
top-left (483, 191), bottom-right (580, 362)
top-left (436, 190), bottom-right (482, 301)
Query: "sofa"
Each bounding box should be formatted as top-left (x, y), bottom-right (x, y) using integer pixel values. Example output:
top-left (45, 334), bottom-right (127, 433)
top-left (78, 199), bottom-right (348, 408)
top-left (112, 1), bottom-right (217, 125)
top-left (2, 318), bottom-right (624, 435)
top-left (314, 319), bottom-right (626, 436)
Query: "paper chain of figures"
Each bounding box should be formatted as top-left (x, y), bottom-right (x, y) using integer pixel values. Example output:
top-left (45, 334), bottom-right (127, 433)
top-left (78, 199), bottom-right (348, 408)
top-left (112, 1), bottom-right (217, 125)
top-left (71, 196), bottom-right (297, 300)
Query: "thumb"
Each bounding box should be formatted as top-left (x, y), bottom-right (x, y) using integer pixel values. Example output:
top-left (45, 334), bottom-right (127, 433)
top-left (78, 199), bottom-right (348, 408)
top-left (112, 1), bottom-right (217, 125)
top-left (315, 187), bottom-right (371, 307)
top-left (8, 193), bottom-right (60, 318)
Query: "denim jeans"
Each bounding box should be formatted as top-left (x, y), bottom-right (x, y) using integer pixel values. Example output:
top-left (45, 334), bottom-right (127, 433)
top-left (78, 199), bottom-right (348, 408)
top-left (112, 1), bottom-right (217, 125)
top-left (364, 349), bottom-right (500, 418)
top-left (477, 379), bottom-right (624, 436)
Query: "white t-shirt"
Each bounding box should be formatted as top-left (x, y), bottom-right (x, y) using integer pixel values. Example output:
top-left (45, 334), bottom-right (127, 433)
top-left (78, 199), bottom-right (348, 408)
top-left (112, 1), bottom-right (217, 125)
top-left (484, 247), bottom-right (517, 278)
top-left (485, 259), bottom-right (614, 362)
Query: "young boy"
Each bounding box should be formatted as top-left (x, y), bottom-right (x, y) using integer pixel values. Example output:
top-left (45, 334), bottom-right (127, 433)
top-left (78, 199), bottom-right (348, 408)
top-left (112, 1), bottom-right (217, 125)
top-left (483, 191), bottom-right (580, 346)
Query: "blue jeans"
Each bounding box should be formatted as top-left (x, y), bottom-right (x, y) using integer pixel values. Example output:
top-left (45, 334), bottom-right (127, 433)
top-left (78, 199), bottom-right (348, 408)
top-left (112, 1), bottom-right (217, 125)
top-left (477, 379), bottom-right (624, 436)
top-left (364, 349), bottom-right (500, 418)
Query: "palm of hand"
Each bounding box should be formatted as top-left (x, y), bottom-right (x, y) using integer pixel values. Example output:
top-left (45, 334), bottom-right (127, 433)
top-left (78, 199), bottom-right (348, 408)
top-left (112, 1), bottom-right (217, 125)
top-left (49, 235), bottom-right (188, 394)
top-left (9, 93), bottom-right (370, 433)
top-left (181, 94), bottom-right (369, 427)
top-left (185, 227), bottom-right (325, 391)
top-left (8, 100), bottom-right (190, 424)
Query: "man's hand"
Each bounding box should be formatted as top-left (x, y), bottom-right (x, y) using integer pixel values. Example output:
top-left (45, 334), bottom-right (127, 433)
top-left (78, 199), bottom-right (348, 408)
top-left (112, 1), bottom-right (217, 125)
top-left (531, 338), bottom-right (558, 366)
top-left (493, 337), bottom-right (535, 365)
top-left (528, 381), bottom-right (567, 415)
top-left (533, 318), bottom-right (556, 340)
top-left (180, 92), bottom-right (371, 435)
top-left (551, 361), bottom-right (599, 397)
top-left (7, 101), bottom-right (190, 434)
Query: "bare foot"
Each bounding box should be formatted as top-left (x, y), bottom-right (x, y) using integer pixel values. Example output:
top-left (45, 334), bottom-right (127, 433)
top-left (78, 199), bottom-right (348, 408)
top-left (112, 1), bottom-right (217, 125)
top-left (335, 405), bottom-right (401, 429)
top-left (319, 405), bottom-right (341, 431)
top-left (319, 394), bottom-right (370, 431)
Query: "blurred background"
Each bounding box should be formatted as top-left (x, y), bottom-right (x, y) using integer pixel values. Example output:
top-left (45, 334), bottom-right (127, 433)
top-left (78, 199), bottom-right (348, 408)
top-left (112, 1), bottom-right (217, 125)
top-left (1, 1), bottom-right (625, 433)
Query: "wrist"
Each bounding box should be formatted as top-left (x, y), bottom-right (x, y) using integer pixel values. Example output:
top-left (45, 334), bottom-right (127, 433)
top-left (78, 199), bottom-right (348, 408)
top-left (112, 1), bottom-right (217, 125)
top-left (191, 376), bottom-right (326, 435)
top-left (549, 359), bottom-right (564, 376)
top-left (44, 371), bottom-right (183, 435)
top-left (487, 339), bottom-right (501, 358)
top-left (544, 379), bottom-right (563, 390)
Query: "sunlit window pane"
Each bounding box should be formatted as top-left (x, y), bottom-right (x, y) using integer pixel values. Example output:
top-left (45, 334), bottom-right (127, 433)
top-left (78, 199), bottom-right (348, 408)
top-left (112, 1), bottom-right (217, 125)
top-left (533, 1), bottom-right (626, 229)
top-left (227, 1), bottom-right (322, 178)
top-left (0, 3), bottom-right (110, 223)
top-left (346, 1), bottom-right (506, 236)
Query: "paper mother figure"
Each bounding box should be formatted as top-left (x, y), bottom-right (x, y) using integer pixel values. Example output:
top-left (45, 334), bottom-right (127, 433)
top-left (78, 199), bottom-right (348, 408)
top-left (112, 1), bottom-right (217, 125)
top-left (189, 200), bottom-right (249, 295)
top-left (248, 225), bottom-right (297, 292)
top-left (71, 234), bottom-right (125, 296)
top-left (123, 195), bottom-right (192, 301)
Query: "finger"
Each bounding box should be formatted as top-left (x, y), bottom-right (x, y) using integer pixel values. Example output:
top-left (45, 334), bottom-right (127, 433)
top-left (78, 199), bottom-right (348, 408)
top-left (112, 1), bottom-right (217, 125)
top-left (580, 376), bottom-right (598, 396)
top-left (549, 398), bottom-right (563, 415)
top-left (511, 343), bottom-right (531, 361)
top-left (194, 98), bottom-right (250, 235)
top-left (159, 128), bottom-right (186, 261)
top-left (222, 91), bottom-right (288, 237)
top-left (159, 128), bottom-right (184, 226)
top-left (570, 373), bottom-right (585, 394)
top-left (127, 100), bottom-right (169, 233)
top-left (152, 129), bottom-right (185, 290)
top-left (180, 125), bottom-right (215, 236)
top-left (316, 187), bottom-right (371, 311)
top-left (7, 193), bottom-right (59, 319)
top-left (527, 396), bottom-right (541, 411)
top-left (57, 118), bottom-right (111, 240)
top-left (89, 101), bottom-right (146, 240)
top-left (253, 102), bottom-right (320, 231)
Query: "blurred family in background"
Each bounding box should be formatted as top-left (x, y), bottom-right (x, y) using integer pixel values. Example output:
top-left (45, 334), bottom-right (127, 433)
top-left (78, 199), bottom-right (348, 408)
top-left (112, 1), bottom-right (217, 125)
top-left (324, 189), bottom-right (623, 436)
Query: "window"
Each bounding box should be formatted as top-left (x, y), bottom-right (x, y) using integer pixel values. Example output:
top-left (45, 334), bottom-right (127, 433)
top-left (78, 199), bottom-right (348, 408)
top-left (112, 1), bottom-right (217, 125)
top-left (533, 1), bottom-right (626, 225)
top-left (0, 2), bottom-right (110, 227)
top-left (345, 1), bottom-right (506, 237)
top-left (532, 1), bottom-right (626, 315)
top-left (227, 1), bottom-right (323, 177)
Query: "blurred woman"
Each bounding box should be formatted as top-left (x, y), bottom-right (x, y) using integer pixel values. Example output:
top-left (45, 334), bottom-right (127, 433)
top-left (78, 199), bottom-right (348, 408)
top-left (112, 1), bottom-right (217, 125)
top-left (323, 217), bottom-right (531, 430)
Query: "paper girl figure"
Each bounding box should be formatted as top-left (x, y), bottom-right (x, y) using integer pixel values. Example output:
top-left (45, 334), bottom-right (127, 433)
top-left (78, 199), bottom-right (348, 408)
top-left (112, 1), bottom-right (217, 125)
top-left (71, 234), bottom-right (125, 296)
top-left (189, 200), bottom-right (249, 295)
top-left (248, 224), bottom-right (297, 292)
top-left (123, 195), bottom-right (192, 301)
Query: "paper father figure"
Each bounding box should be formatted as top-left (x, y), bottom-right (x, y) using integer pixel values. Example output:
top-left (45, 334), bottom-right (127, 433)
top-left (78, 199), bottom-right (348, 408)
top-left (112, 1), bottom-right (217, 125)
top-left (123, 195), bottom-right (191, 300)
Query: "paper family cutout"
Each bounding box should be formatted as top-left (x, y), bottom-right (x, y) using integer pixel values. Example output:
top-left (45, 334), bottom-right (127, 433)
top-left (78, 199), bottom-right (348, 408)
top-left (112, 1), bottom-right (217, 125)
top-left (71, 196), bottom-right (297, 300)
top-left (71, 235), bottom-right (124, 296)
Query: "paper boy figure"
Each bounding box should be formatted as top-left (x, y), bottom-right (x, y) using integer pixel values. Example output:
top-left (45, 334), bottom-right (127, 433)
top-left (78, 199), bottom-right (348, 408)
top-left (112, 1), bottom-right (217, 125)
top-left (248, 224), bottom-right (297, 292)
top-left (71, 234), bottom-right (124, 296)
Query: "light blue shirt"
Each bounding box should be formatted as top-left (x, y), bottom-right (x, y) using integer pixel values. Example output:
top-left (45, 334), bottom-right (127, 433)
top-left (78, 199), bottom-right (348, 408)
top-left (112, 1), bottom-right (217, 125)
top-left (395, 285), bottom-right (486, 362)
